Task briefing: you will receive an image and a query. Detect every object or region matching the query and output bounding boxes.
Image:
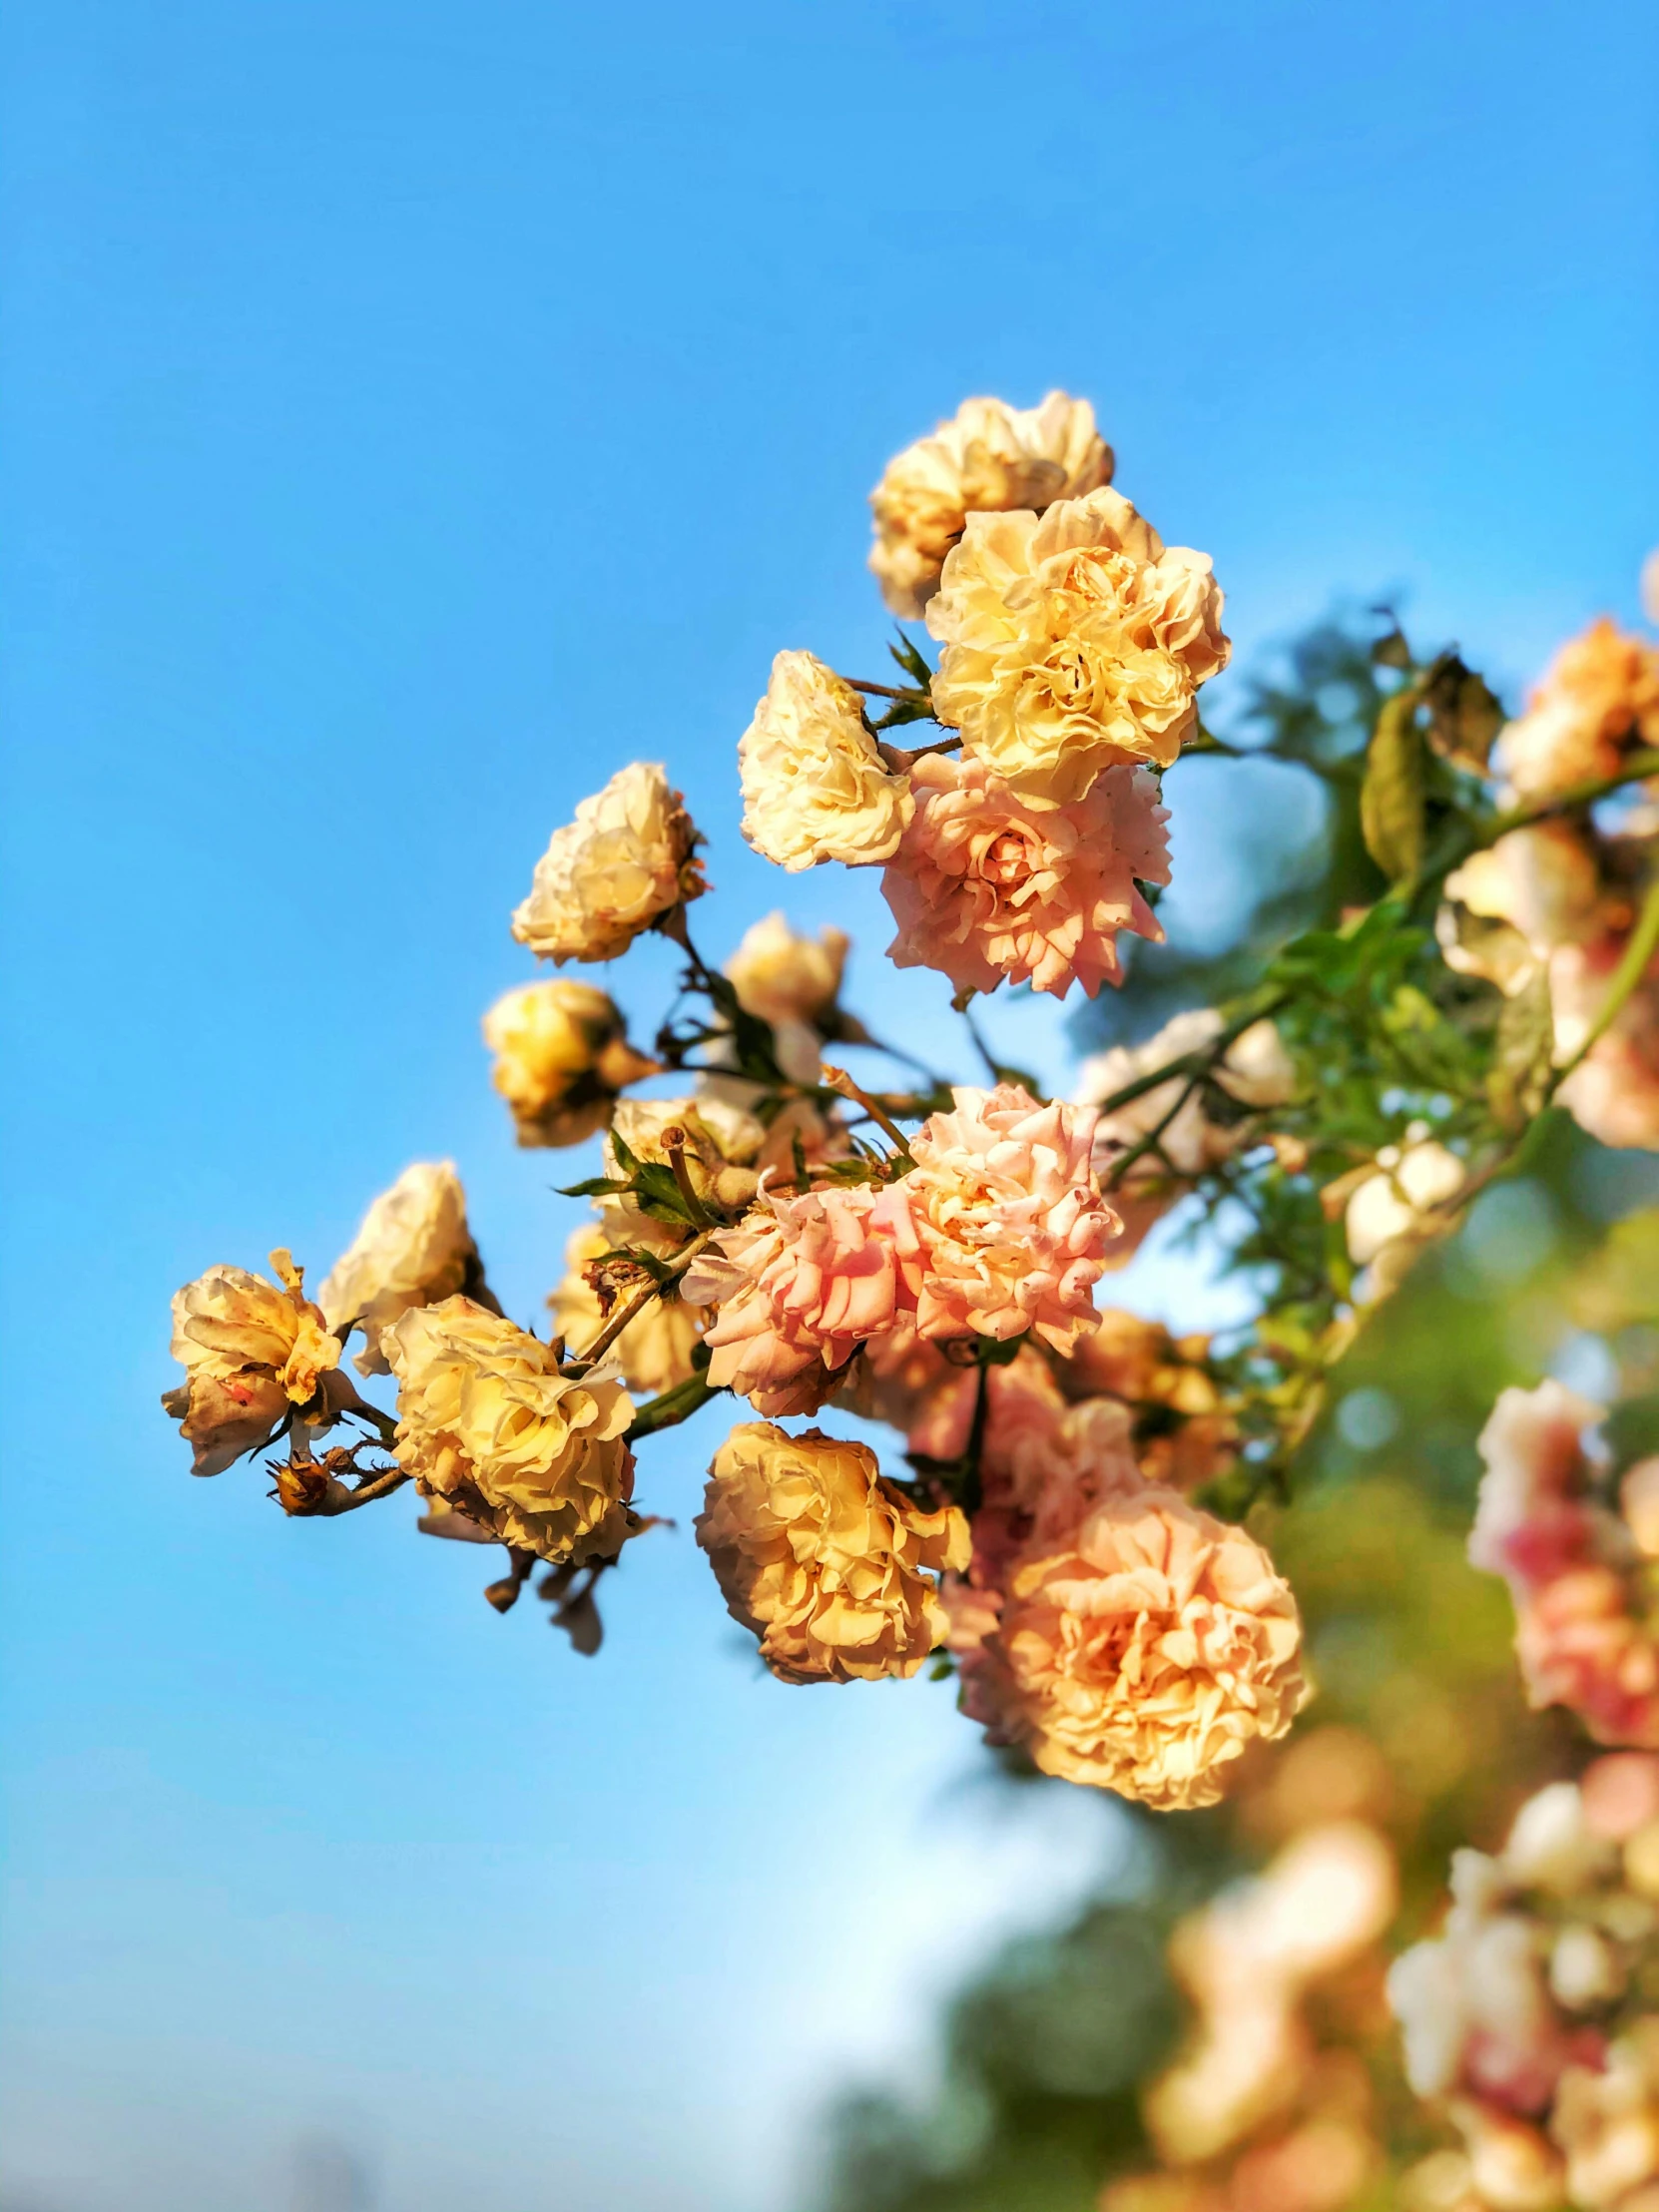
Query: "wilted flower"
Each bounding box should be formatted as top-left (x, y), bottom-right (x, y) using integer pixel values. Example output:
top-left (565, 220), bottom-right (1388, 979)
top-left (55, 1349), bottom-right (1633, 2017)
top-left (483, 980), bottom-right (655, 1147)
top-left (885, 1083), bottom-right (1122, 1349)
top-left (969, 1487), bottom-right (1307, 1807)
top-left (549, 1223), bottom-right (706, 1397)
top-left (738, 650), bottom-right (913, 871)
top-left (383, 1297), bottom-right (635, 1565)
top-left (881, 752), bottom-right (1169, 998)
top-left (682, 1182), bottom-right (901, 1417)
top-left (606, 1094), bottom-right (768, 1219)
top-left (318, 1161), bottom-right (478, 1376)
top-left (1496, 619), bottom-right (1659, 803)
top-left (696, 1422), bottom-right (968, 1683)
top-left (164, 1250), bottom-right (341, 1475)
top-left (926, 486), bottom-right (1229, 809)
top-left (868, 390), bottom-right (1113, 618)
top-left (511, 762), bottom-right (704, 963)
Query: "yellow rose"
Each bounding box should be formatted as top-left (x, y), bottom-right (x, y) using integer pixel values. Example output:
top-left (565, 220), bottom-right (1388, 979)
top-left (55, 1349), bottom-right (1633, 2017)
top-left (164, 1249), bottom-right (340, 1475)
top-left (318, 1161), bottom-right (478, 1376)
top-left (868, 392), bottom-right (1113, 619)
top-left (738, 651), bottom-right (913, 871)
top-left (511, 762), bottom-right (704, 962)
top-left (383, 1297), bottom-right (635, 1565)
top-left (697, 1422), bottom-right (969, 1683)
top-left (927, 487), bottom-right (1229, 809)
top-left (482, 979), bottom-right (655, 1148)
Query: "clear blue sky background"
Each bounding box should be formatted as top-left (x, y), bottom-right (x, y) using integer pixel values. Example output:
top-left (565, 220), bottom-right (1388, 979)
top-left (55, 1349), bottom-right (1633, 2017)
top-left (2, 5), bottom-right (1655, 2209)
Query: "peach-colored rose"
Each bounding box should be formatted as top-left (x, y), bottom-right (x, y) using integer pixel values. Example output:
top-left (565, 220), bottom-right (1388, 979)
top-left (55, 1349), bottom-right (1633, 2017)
top-left (1556, 970), bottom-right (1659, 1153)
top-left (1517, 1570), bottom-right (1659, 1750)
top-left (1496, 619), bottom-right (1659, 803)
top-left (880, 752), bottom-right (1169, 998)
top-left (868, 391), bottom-right (1113, 619)
top-left (926, 487), bottom-right (1229, 809)
top-left (885, 1083), bottom-right (1122, 1350)
top-left (831, 1315), bottom-right (956, 1434)
top-left (549, 1223), bottom-right (706, 1397)
top-left (164, 1249), bottom-right (341, 1475)
top-left (738, 650), bottom-right (913, 871)
top-left (696, 1422), bottom-right (969, 1683)
top-left (383, 1297), bottom-right (635, 1565)
top-left (682, 1181), bottom-right (903, 1416)
top-left (969, 1487), bottom-right (1307, 1807)
top-left (511, 762), bottom-right (704, 963)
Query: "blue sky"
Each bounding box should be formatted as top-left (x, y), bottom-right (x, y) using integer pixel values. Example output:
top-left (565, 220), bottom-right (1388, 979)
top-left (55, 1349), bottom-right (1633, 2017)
top-left (2, 4), bottom-right (1655, 2208)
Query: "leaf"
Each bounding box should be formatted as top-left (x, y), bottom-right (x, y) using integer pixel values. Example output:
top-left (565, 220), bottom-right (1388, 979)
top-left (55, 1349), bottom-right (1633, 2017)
top-left (1360, 691), bottom-right (1426, 883)
top-left (1371, 625), bottom-right (1413, 671)
top-left (1603, 1393), bottom-right (1659, 1476)
top-left (1424, 653), bottom-right (1505, 773)
top-left (1486, 964), bottom-right (1555, 1130)
top-left (887, 629), bottom-right (934, 687)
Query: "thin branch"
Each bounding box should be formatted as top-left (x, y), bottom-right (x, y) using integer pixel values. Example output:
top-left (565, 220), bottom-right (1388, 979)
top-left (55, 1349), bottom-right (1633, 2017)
top-left (563, 1227), bottom-right (717, 1378)
top-left (1555, 871), bottom-right (1659, 1079)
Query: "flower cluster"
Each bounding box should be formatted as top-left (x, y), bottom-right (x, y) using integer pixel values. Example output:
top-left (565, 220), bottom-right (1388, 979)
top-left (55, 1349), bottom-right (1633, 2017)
top-left (1389, 1767), bottom-right (1659, 2212)
top-left (1468, 1381), bottom-right (1659, 1748)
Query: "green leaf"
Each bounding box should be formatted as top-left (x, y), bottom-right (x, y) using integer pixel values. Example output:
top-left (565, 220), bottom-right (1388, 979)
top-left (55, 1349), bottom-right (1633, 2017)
top-left (1486, 964), bottom-right (1555, 1130)
top-left (887, 630), bottom-right (933, 687)
top-left (1360, 691), bottom-right (1426, 883)
top-left (1603, 1393), bottom-right (1659, 1476)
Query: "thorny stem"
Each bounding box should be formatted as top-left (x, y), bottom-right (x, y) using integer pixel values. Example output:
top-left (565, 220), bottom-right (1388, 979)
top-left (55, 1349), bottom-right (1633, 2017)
top-left (845, 678), bottom-right (922, 702)
top-left (877, 731), bottom-right (962, 772)
top-left (959, 1358), bottom-right (992, 1519)
top-left (563, 1227), bottom-right (717, 1378)
top-left (1473, 750), bottom-right (1659, 852)
top-left (321, 1464), bottom-right (411, 1514)
top-left (1100, 1070), bottom-right (1206, 1192)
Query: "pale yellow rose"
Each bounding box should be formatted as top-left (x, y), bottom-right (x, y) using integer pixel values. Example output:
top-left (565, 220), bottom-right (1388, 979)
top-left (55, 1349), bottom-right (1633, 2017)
top-left (318, 1161), bottom-right (478, 1376)
top-left (696, 1422), bottom-right (969, 1683)
top-left (725, 911), bottom-right (848, 1027)
top-left (1552, 2020), bottom-right (1659, 2209)
top-left (1344, 1138), bottom-right (1465, 1268)
top-left (868, 392), bottom-right (1114, 618)
top-left (738, 651), bottom-right (913, 871)
top-left (971, 1487), bottom-right (1307, 1807)
top-left (926, 487), bottom-right (1229, 808)
top-left (164, 1249), bottom-right (341, 1475)
top-left (482, 979), bottom-right (655, 1148)
top-left (549, 1223), bottom-right (706, 1397)
top-left (383, 1297), bottom-right (635, 1565)
top-left (511, 762), bottom-right (704, 962)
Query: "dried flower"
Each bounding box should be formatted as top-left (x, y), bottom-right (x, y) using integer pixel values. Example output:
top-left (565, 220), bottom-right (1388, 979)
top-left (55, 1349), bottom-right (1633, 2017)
top-left (868, 391), bottom-right (1113, 618)
top-left (970, 1487), bottom-right (1307, 1807)
top-left (483, 980), bottom-right (655, 1147)
top-left (549, 1224), bottom-right (706, 1397)
top-left (318, 1161), bottom-right (478, 1375)
top-left (886, 1082), bottom-right (1122, 1349)
top-left (926, 486), bottom-right (1229, 809)
top-left (383, 1297), bottom-right (635, 1565)
top-left (696, 1422), bottom-right (968, 1682)
top-left (164, 1250), bottom-right (341, 1475)
top-left (511, 762), bottom-right (704, 962)
top-left (738, 650), bottom-right (913, 871)
top-left (1496, 619), bottom-right (1659, 803)
top-left (881, 752), bottom-right (1169, 998)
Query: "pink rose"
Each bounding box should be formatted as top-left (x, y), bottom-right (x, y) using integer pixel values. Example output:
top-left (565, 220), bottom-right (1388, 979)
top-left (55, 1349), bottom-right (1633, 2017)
top-left (884, 1084), bottom-right (1122, 1350)
top-left (881, 753), bottom-right (1169, 999)
top-left (682, 1182), bottom-right (902, 1417)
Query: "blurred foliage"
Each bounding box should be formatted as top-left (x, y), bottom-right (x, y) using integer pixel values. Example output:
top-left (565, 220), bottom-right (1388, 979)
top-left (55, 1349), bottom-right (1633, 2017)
top-left (813, 615), bottom-right (1659, 2212)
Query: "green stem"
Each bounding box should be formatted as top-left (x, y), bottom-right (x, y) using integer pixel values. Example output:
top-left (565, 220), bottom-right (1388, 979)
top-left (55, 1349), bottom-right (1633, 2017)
top-left (1555, 872), bottom-right (1659, 1080)
top-left (625, 1371), bottom-right (724, 1439)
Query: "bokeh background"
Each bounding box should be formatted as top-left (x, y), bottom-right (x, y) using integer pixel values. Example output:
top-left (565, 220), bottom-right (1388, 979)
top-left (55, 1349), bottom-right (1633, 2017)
top-left (2, 5), bottom-right (1656, 2209)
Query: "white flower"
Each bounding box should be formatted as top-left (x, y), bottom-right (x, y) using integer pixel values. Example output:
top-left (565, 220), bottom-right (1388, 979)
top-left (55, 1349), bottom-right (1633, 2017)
top-left (738, 651), bottom-right (913, 871)
top-left (512, 762), bottom-right (703, 963)
top-left (318, 1161), bottom-right (477, 1376)
top-left (1345, 1138), bottom-right (1465, 1267)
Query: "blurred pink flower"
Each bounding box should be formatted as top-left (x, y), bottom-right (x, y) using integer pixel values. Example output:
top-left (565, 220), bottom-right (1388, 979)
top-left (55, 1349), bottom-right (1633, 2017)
top-left (880, 752), bottom-right (1168, 999)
